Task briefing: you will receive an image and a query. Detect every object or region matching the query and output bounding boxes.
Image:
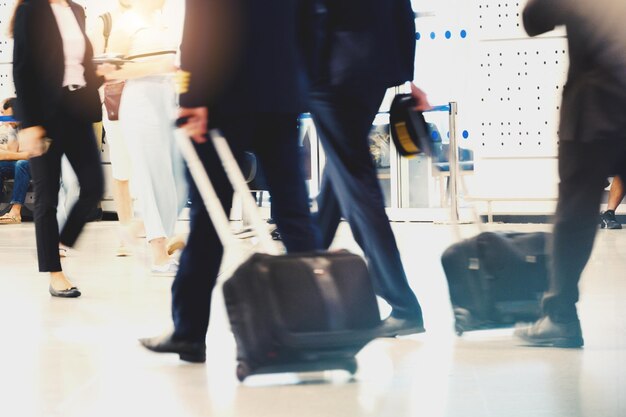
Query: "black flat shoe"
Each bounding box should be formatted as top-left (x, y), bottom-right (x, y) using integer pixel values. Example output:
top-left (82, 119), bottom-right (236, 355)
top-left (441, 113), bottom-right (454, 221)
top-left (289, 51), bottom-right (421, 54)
top-left (139, 333), bottom-right (206, 363)
top-left (49, 285), bottom-right (81, 298)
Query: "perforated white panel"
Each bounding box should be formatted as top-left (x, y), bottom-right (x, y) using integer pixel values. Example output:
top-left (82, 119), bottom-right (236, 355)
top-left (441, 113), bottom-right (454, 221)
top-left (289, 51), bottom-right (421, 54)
top-left (463, 0), bottom-right (569, 207)
top-left (0, 2), bottom-right (15, 100)
top-left (471, 39), bottom-right (568, 157)
top-left (475, 0), bottom-right (566, 40)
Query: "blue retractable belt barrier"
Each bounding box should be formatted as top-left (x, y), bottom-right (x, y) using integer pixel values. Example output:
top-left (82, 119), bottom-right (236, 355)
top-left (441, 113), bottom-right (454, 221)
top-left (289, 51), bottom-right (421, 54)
top-left (424, 104), bottom-right (451, 113)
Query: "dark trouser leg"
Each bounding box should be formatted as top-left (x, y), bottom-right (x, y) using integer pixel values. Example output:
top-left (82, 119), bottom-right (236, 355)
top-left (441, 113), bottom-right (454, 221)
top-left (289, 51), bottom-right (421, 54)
top-left (543, 140), bottom-right (626, 322)
top-left (310, 87), bottom-right (422, 319)
top-left (172, 139), bottom-right (233, 342)
top-left (11, 160), bottom-right (31, 205)
top-left (316, 171), bottom-right (342, 248)
top-left (0, 161), bottom-right (17, 198)
top-left (56, 121), bottom-right (104, 247)
top-left (29, 141), bottom-right (64, 272)
top-left (252, 114), bottom-right (322, 252)
top-left (172, 112), bottom-right (323, 341)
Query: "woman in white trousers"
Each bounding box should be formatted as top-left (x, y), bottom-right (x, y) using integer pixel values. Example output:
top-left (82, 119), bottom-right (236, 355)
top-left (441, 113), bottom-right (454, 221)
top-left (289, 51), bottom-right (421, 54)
top-left (106, 0), bottom-right (186, 274)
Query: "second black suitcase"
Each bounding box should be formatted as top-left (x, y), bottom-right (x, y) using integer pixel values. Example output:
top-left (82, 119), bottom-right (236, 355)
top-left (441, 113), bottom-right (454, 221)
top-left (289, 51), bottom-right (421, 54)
top-left (441, 231), bottom-right (550, 335)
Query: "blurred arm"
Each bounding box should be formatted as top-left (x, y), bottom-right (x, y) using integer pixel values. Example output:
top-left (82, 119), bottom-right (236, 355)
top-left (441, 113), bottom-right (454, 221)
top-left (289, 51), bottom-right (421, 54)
top-left (523, 0), bottom-right (564, 36)
top-left (88, 14), bottom-right (106, 56)
top-left (6, 130), bottom-right (19, 152)
top-left (12, 4), bottom-right (44, 129)
top-left (105, 57), bottom-right (177, 81)
top-left (0, 149), bottom-right (28, 161)
top-left (179, 0), bottom-right (214, 107)
top-left (179, 0), bottom-right (240, 108)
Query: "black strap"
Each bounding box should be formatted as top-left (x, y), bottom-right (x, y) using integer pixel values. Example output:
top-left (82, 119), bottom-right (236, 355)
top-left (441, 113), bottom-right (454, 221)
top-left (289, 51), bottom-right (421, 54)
top-left (125, 50), bottom-right (177, 60)
top-left (301, 257), bottom-right (347, 331)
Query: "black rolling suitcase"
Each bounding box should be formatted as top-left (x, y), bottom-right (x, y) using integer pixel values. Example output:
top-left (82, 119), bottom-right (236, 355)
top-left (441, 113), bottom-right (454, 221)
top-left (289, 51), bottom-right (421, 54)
top-left (175, 128), bottom-right (381, 381)
top-left (223, 251), bottom-right (380, 381)
top-left (441, 231), bottom-right (549, 335)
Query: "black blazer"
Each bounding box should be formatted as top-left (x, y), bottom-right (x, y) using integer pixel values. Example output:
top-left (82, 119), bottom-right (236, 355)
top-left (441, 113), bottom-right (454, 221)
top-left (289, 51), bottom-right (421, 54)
top-left (523, 0), bottom-right (626, 143)
top-left (13, 0), bottom-right (103, 129)
top-left (179, 0), bottom-right (310, 114)
top-left (316, 0), bottom-right (416, 90)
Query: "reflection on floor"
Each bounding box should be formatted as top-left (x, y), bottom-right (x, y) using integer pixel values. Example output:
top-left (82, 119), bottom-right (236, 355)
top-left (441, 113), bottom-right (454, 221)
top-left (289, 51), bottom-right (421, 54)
top-left (0, 220), bottom-right (625, 417)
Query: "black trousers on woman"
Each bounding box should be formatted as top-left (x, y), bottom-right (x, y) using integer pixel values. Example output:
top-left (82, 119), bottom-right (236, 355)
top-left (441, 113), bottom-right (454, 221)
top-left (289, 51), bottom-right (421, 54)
top-left (29, 90), bottom-right (104, 272)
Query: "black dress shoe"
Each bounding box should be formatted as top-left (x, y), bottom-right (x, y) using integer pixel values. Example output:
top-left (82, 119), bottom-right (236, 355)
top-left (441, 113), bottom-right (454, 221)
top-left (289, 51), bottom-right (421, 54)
top-left (379, 315), bottom-right (426, 337)
top-left (140, 333), bottom-right (206, 363)
top-left (514, 316), bottom-right (584, 348)
top-left (49, 285), bottom-right (81, 298)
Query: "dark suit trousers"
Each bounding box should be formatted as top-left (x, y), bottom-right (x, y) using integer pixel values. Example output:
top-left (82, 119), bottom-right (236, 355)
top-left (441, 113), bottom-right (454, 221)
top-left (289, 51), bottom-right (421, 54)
top-left (309, 87), bottom-right (422, 320)
top-left (543, 139), bottom-right (626, 322)
top-left (171, 113), bottom-right (322, 342)
top-left (29, 93), bottom-right (104, 272)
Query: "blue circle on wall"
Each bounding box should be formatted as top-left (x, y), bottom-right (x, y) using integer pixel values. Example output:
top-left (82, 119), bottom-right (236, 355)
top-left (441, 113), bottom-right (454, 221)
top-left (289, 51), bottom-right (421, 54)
top-left (460, 29), bottom-right (467, 38)
top-left (430, 32), bottom-right (436, 40)
top-left (445, 30), bottom-right (452, 39)
top-left (415, 32), bottom-right (421, 40)
top-left (462, 130), bottom-right (469, 139)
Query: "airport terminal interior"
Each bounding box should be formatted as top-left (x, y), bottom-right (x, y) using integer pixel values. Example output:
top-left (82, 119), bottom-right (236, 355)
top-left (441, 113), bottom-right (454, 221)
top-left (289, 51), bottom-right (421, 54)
top-left (1, 0), bottom-right (625, 416)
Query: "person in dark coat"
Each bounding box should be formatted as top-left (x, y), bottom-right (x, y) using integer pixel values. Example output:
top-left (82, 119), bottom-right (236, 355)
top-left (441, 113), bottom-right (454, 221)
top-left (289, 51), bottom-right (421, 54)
top-left (140, 0), bottom-right (322, 362)
top-left (516, 0), bottom-right (626, 347)
top-left (307, 0), bottom-right (430, 336)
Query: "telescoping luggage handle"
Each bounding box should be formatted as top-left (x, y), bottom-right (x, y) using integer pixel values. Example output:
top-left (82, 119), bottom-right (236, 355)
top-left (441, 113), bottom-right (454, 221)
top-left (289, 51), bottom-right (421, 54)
top-left (173, 121), bottom-right (280, 255)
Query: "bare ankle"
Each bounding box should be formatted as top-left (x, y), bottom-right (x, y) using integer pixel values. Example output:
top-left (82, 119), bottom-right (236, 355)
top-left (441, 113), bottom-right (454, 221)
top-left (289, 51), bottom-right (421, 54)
top-left (50, 271), bottom-right (65, 280)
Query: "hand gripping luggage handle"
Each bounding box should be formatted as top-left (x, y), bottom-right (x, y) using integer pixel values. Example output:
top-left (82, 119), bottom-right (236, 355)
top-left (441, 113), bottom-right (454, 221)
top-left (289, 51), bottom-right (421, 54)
top-left (173, 124), bottom-right (279, 255)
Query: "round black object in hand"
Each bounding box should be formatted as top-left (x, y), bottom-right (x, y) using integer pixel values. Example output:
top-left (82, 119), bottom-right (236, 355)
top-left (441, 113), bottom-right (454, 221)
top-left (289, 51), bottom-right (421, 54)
top-left (389, 94), bottom-right (433, 157)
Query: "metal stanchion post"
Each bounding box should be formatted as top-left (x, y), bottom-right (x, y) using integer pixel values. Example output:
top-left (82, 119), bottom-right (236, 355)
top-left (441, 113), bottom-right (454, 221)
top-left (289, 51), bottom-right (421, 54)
top-left (448, 102), bottom-right (460, 224)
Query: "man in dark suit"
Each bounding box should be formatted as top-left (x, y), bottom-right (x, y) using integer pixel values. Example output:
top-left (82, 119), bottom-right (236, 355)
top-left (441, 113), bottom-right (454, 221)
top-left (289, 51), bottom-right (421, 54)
top-left (515, 0), bottom-right (626, 347)
top-left (140, 0), bottom-right (322, 362)
top-left (307, 0), bottom-right (429, 336)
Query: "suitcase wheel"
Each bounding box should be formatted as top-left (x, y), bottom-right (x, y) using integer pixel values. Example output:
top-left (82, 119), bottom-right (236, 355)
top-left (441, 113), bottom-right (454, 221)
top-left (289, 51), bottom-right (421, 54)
top-left (344, 358), bottom-right (358, 375)
top-left (236, 361), bottom-right (251, 382)
top-left (454, 308), bottom-right (474, 336)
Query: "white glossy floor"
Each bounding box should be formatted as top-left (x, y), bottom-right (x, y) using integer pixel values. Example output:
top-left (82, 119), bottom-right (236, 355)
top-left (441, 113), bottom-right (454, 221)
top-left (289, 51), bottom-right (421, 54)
top-left (1, 219), bottom-right (625, 417)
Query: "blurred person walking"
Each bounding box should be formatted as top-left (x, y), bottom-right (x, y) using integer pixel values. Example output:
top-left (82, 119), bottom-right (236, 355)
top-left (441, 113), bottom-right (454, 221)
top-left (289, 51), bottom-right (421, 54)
top-left (307, 0), bottom-right (429, 336)
top-left (105, 0), bottom-right (187, 273)
top-left (515, 0), bottom-right (626, 347)
top-left (89, 0), bottom-right (137, 257)
top-left (11, 0), bottom-right (109, 297)
top-left (139, 0), bottom-right (322, 362)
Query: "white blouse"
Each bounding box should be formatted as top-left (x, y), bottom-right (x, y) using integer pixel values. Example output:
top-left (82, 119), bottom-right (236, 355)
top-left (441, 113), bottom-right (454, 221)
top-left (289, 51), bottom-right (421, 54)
top-left (50, 3), bottom-right (86, 87)
top-left (119, 10), bottom-right (178, 59)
